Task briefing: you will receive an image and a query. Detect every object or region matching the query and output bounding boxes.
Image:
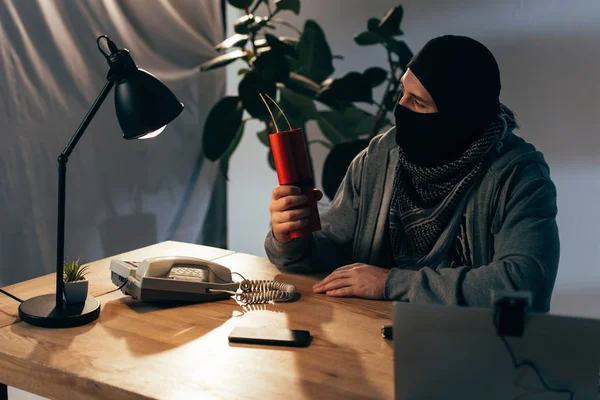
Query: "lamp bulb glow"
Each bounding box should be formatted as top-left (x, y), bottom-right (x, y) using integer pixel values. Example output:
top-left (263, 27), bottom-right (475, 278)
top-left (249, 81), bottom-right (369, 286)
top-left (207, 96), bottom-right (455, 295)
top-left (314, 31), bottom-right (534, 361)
top-left (139, 125), bottom-right (166, 139)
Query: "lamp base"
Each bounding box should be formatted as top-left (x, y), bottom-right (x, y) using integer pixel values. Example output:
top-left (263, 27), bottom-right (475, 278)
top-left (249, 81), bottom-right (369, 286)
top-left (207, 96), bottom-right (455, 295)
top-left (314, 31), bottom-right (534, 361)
top-left (18, 294), bottom-right (100, 328)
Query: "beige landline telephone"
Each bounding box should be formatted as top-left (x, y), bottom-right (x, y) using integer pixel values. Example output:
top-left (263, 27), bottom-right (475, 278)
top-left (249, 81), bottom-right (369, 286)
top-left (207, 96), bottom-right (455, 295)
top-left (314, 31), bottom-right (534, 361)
top-left (109, 256), bottom-right (296, 305)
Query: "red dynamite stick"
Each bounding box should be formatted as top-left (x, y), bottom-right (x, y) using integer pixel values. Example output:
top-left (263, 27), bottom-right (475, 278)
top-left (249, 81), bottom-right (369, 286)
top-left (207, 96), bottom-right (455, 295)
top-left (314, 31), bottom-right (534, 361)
top-left (269, 128), bottom-right (322, 238)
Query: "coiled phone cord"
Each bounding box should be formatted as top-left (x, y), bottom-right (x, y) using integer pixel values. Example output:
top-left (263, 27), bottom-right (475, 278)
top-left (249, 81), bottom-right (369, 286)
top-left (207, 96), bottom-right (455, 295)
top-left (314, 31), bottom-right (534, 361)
top-left (235, 279), bottom-right (296, 305)
top-left (209, 271), bottom-right (296, 305)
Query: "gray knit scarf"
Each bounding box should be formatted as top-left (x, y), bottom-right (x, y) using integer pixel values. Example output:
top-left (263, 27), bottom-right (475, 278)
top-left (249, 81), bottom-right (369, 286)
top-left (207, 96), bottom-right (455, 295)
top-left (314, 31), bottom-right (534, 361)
top-left (389, 105), bottom-right (517, 265)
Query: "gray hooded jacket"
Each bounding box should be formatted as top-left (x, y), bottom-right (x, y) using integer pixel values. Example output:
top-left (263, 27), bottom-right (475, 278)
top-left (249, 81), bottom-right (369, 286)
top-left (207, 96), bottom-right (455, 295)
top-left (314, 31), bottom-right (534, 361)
top-left (265, 127), bottom-right (559, 312)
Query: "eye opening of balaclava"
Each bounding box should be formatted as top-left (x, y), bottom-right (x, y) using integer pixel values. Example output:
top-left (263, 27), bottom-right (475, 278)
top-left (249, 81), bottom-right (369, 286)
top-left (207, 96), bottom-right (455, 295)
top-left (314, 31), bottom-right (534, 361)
top-left (394, 35), bottom-right (501, 166)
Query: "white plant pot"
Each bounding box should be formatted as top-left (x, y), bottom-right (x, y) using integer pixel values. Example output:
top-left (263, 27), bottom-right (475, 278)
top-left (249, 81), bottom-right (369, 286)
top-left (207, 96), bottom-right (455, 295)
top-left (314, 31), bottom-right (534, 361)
top-left (64, 278), bottom-right (89, 304)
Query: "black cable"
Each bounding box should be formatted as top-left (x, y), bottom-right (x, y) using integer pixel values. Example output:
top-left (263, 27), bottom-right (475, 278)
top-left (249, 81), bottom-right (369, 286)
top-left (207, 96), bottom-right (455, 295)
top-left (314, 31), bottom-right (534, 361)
top-left (96, 279), bottom-right (129, 297)
top-left (0, 288), bottom-right (23, 303)
top-left (500, 336), bottom-right (573, 399)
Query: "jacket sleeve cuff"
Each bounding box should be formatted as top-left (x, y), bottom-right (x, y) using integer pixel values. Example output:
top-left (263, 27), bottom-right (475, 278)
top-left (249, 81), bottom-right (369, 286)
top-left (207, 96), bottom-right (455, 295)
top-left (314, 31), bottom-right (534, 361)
top-left (265, 229), bottom-right (308, 257)
top-left (384, 268), bottom-right (417, 301)
top-left (265, 231), bottom-right (308, 267)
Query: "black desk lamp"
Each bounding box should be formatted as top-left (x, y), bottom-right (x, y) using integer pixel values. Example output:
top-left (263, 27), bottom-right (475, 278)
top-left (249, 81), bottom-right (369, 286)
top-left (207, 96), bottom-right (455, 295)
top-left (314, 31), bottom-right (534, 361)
top-left (18, 35), bottom-right (184, 328)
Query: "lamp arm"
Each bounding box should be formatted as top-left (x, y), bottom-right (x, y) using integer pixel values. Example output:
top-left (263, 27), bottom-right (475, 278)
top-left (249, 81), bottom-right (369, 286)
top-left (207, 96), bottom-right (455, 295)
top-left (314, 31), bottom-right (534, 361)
top-left (55, 78), bottom-right (115, 307)
top-left (61, 79), bottom-right (115, 158)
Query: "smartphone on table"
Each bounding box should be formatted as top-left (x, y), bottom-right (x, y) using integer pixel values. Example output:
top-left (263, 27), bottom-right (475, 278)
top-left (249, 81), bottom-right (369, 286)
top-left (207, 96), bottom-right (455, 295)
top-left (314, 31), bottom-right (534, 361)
top-left (228, 327), bottom-right (311, 348)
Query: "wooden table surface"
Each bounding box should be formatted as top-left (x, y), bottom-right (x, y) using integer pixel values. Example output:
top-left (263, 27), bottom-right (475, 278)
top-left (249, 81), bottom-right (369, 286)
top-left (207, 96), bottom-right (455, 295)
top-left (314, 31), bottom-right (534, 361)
top-left (0, 241), bottom-right (393, 400)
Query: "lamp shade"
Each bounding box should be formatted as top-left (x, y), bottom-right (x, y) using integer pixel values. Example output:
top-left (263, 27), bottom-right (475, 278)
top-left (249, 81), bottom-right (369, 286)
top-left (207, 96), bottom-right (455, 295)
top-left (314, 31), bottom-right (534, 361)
top-left (115, 69), bottom-right (184, 140)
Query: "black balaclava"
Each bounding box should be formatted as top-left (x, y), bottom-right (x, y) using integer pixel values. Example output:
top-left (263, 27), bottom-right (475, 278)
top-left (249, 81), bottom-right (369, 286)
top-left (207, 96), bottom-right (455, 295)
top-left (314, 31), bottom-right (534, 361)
top-left (395, 35), bottom-right (501, 166)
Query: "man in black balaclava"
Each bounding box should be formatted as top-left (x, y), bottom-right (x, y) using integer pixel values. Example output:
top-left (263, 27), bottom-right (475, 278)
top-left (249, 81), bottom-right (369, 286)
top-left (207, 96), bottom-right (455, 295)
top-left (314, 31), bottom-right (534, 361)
top-left (265, 35), bottom-right (559, 312)
top-left (395, 35), bottom-right (501, 166)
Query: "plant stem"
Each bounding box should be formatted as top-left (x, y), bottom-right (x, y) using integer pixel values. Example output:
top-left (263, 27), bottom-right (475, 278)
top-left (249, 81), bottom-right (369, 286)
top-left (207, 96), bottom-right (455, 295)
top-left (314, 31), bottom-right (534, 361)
top-left (265, 0), bottom-right (273, 16)
top-left (368, 48), bottom-right (401, 139)
top-left (265, 8), bottom-right (280, 24)
top-left (270, 18), bottom-right (302, 35)
top-left (250, 0), bottom-right (263, 14)
top-left (243, 0), bottom-right (258, 54)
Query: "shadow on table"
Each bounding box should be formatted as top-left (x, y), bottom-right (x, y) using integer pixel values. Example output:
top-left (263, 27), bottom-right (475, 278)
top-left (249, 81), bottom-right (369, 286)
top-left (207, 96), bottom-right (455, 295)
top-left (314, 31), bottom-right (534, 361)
top-left (0, 308), bottom-right (19, 328)
top-left (97, 294), bottom-right (234, 356)
top-left (274, 273), bottom-right (386, 400)
top-left (10, 318), bottom-right (96, 367)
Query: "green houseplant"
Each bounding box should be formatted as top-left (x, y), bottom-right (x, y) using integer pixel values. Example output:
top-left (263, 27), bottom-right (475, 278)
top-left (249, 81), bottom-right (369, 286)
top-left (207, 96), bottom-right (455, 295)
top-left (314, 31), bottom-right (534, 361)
top-left (200, 0), bottom-right (412, 199)
top-left (63, 258), bottom-right (90, 304)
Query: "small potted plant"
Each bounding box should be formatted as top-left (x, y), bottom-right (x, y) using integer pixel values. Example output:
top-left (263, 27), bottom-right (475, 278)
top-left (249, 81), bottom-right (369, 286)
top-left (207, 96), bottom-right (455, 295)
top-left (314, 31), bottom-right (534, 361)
top-left (63, 258), bottom-right (90, 304)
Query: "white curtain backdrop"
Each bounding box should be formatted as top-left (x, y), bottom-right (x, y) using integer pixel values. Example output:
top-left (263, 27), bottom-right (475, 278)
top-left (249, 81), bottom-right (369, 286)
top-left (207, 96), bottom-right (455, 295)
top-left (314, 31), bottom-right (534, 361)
top-left (0, 0), bottom-right (226, 286)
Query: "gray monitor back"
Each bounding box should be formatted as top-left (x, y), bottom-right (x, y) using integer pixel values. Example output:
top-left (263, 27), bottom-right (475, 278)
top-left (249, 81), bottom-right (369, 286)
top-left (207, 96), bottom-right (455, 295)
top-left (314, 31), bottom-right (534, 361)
top-left (393, 302), bottom-right (600, 400)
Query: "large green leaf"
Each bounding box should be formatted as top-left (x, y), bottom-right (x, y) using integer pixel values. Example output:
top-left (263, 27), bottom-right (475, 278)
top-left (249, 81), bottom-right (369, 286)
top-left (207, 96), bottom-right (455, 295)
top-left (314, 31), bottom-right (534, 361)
top-left (281, 87), bottom-right (317, 118)
top-left (199, 49), bottom-right (248, 72)
top-left (257, 128), bottom-right (270, 146)
top-left (322, 140), bottom-right (370, 200)
top-left (315, 111), bottom-right (350, 144)
top-left (254, 38), bottom-right (268, 48)
top-left (219, 120), bottom-right (246, 179)
top-left (250, 16), bottom-right (271, 33)
top-left (234, 15), bottom-right (258, 34)
top-left (342, 107), bottom-right (376, 136)
top-left (268, 148), bottom-right (276, 171)
top-left (214, 34), bottom-right (249, 51)
top-left (203, 96), bottom-right (244, 161)
top-left (276, 87), bottom-right (317, 130)
top-left (265, 33), bottom-right (297, 57)
top-left (280, 36), bottom-right (299, 46)
top-left (378, 6), bottom-right (404, 37)
top-left (294, 20), bottom-right (334, 83)
top-left (238, 70), bottom-right (276, 120)
top-left (253, 48), bottom-right (291, 82)
top-left (363, 67), bottom-right (388, 87)
top-left (354, 31), bottom-right (383, 46)
top-left (367, 18), bottom-right (380, 31)
top-left (317, 72), bottom-right (373, 104)
top-left (284, 72), bottom-right (320, 97)
top-left (275, 0), bottom-right (300, 14)
top-left (355, 116), bottom-right (377, 136)
top-left (228, 0), bottom-right (254, 9)
top-left (315, 106), bottom-right (375, 144)
top-left (386, 39), bottom-right (413, 70)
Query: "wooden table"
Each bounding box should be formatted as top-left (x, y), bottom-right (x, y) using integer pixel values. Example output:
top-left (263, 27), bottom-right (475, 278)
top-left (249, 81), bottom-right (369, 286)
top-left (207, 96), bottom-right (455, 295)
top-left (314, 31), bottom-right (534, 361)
top-left (0, 241), bottom-right (393, 400)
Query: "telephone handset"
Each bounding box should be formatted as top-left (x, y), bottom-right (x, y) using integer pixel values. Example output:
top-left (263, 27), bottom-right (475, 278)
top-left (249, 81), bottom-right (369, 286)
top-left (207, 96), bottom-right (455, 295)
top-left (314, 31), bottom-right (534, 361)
top-left (109, 256), bottom-right (296, 305)
top-left (135, 256), bottom-right (235, 283)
